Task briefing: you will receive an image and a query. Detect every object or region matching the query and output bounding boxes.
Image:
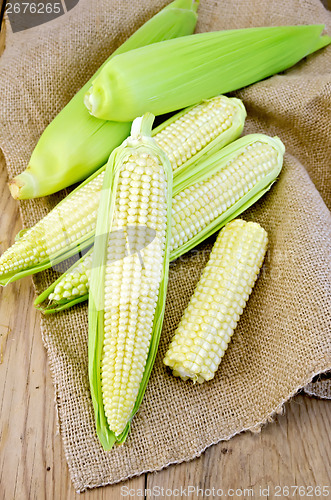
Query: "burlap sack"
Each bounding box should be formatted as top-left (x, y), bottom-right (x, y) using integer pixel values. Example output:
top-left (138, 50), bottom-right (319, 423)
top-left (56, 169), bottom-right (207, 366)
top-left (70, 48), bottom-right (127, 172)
top-left (0, 0), bottom-right (330, 492)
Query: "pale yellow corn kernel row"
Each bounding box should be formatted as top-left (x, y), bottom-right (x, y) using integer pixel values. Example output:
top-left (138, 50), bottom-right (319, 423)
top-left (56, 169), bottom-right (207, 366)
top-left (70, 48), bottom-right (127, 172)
top-left (101, 151), bottom-right (167, 435)
top-left (50, 256), bottom-right (92, 301)
top-left (48, 140), bottom-right (278, 303)
top-left (170, 140), bottom-right (276, 252)
top-left (0, 173), bottom-right (104, 276)
top-left (163, 219), bottom-right (268, 383)
top-left (154, 96), bottom-right (240, 171)
top-left (0, 97), bottom-right (241, 281)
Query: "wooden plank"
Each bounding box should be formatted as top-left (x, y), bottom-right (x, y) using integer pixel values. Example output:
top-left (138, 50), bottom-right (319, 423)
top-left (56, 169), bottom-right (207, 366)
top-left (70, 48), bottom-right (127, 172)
top-left (0, 152), bottom-right (146, 499)
top-left (0, 14), bottom-right (5, 54)
top-left (146, 395), bottom-right (331, 500)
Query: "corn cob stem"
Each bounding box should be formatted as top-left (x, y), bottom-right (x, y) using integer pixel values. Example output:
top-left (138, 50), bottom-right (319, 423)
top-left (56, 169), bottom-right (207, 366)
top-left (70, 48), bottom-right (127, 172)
top-left (35, 133), bottom-right (284, 313)
top-left (163, 219), bottom-right (268, 383)
top-left (89, 114), bottom-right (172, 449)
top-left (8, 0), bottom-right (199, 199)
top-left (0, 96), bottom-right (245, 287)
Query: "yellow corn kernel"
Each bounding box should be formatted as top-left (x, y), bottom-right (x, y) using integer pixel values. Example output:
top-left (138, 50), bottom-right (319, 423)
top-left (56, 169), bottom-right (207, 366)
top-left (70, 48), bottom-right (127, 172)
top-left (101, 151), bottom-right (168, 435)
top-left (1, 96), bottom-right (245, 286)
top-left (36, 133), bottom-right (284, 311)
top-left (170, 140), bottom-right (276, 253)
top-left (0, 173), bottom-right (103, 282)
top-left (154, 95), bottom-right (245, 174)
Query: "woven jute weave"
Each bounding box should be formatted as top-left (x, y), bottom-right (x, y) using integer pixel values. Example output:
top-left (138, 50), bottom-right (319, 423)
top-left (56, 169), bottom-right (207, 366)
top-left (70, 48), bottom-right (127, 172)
top-left (0, 0), bottom-right (330, 492)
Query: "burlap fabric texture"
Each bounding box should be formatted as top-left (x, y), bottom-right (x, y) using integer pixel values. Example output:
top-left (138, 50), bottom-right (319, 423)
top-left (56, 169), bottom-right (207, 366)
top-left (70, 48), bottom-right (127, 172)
top-left (0, 0), bottom-right (330, 492)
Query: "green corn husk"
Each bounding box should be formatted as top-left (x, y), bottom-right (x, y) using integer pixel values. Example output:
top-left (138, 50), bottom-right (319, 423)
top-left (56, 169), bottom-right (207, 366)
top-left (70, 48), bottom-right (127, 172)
top-left (8, 0), bottom-right (199, 200)
top-left (35, 133), bottom-right (285, 314)
top-left (88, 113), bottom-right (173, 449)
top-left (85, 24), bottom-right (330, 121)
top-left (1, 95), bottom-right (245, 287)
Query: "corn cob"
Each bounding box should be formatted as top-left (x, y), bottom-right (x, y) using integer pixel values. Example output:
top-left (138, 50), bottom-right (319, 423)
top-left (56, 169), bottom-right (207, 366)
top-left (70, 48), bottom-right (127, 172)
top-left (8, 0), bottom-right (199, 199)
top-left (0, 171), bottom-right (103, 286)
top-left (89, 114), bottom-right (172, 449)
top-left (35, 133), bottom-right (284, 313)
top-left (152, 95), bottom-right (246, 177)
top-left (85, 25), bottom-right (330, 121)
top-left (0, 96), bottom-right (245, 287)
top-left (163, 219), bottom-right (268, 383)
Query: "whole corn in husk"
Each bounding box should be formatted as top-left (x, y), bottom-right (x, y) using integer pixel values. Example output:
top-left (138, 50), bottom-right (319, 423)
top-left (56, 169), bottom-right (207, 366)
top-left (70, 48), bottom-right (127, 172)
top-left (35, 133), bottom-right (284, 313)
top-left (0, 96), bottom-right (245, 287)
top-left (89, 114), bottom-right (172, 449)
top-left (85, 24), bottom-right (330, 121)
top-left (8, 0), bottom-right (199, 199)
top-left (164, 219), bottom-right (268, 383)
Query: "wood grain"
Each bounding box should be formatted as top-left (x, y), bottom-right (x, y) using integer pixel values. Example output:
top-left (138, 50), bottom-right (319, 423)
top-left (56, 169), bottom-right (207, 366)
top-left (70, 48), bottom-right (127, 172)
top-left (0, 15), bottom-right (5, 54)
top-left (0, 15), bottom-right (330, 500)
top-left (146, 396), bottom-right (331, 500)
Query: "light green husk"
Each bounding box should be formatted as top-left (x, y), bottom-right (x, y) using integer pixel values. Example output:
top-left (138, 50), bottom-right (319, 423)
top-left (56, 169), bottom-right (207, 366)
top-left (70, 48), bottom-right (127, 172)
top-left (8, 0), bottom-right (199, 199)
top-left (85, 24), bottom-right (330, 121)
top-left (35, 133), bottom-right (285, 313)
top-left (88, 114), bottom-right (173, 449)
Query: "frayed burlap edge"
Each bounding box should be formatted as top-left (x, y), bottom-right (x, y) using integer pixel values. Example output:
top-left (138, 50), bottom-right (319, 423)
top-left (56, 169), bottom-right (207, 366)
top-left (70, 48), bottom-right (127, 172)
top-left (303, 375), bottom-right (331, 399)
top-left (58, 368), bottom-right (327, 493)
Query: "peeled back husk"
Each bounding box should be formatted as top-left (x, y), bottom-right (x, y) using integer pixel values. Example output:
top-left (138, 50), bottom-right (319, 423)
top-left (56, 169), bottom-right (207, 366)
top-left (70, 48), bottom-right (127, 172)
top-left (35, 133), bottom-right (285, 313)
top-left (88, 113), bottom-right (173, 449)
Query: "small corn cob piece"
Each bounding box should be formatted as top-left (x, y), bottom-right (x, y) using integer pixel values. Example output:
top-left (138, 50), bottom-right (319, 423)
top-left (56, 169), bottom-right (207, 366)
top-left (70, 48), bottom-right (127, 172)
top-left (35, 133), bottom-right (284, 313)
top-left (89, 114), bottom-right (172, 449)
top-left (85, 25), bottom-right (330, 121)
top-left (163, 219), bottom-right (268, 383)
top-left (0, 95), bottom-right (245, 286)
top-left (8, 0), bottom-right (199, 199)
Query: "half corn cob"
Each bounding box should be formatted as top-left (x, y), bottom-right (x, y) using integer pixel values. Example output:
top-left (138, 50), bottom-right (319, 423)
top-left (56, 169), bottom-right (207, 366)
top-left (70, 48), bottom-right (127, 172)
top-left (89, 114), bottom-right (172, 449)
top-left (163, 219), bottom-right (268, 383)
top-left (85, 25), bottom-right (330, 121)
top-left (8, 0), bottom-right (199, 199)
top-left (0, 96), bottom-right (245, 286)
top-left (35, 133), bottom-right (284, 313)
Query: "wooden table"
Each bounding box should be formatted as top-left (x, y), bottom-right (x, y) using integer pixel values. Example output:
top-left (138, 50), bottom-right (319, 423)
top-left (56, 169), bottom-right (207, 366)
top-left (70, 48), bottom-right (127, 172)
top-left (0, 20), bottom-right (330, 500)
